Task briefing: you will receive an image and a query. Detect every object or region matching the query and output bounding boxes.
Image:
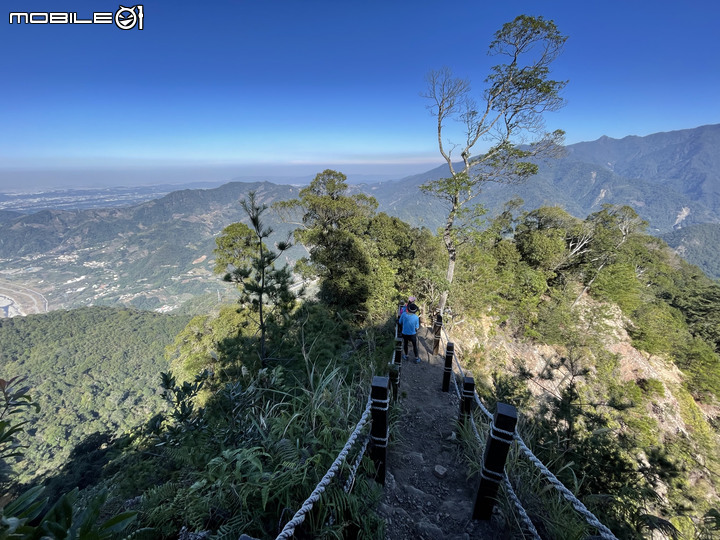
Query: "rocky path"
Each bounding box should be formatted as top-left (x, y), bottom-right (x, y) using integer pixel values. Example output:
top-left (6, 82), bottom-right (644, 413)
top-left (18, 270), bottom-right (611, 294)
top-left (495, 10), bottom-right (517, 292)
top-left (376, 330), bottom-right (509, 539)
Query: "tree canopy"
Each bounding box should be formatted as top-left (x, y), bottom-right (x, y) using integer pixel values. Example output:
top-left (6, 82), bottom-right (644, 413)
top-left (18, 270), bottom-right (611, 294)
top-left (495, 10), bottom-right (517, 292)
top-left (422, 14), bottom-right (568, 312)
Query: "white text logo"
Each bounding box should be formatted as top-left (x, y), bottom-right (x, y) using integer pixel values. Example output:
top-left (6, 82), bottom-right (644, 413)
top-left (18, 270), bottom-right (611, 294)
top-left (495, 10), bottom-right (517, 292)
top-left (9, 5), bottom-right (144, 30)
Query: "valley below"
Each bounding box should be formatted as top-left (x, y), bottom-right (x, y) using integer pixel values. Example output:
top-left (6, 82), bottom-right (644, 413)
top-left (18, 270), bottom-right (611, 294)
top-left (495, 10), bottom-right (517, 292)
top-left (0, 279), bottom-right (48, 316)
top-left (0, 241), bottom-right (221, 314)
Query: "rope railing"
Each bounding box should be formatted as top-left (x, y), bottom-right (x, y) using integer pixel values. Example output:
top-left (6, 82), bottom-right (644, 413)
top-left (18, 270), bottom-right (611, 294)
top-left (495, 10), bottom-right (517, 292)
top-left (502, 474), bottom-right (542, 540)
top-left (275, 396), bottom-right (373, 540)
top-left (464, 405), bottom-right (540, 537)
top-left (513, 436), bottom-right (618, 540)
top-left (438, 321), bottom-right (618, 540)
top-left (275, 318), bottom-right (400, 539)
top-left (344, 434), bottom-right (370, 493)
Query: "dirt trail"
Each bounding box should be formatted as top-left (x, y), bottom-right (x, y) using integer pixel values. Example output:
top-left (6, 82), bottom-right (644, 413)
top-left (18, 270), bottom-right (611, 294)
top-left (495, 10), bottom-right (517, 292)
top-left (377, 329), bottom-right (509, 539)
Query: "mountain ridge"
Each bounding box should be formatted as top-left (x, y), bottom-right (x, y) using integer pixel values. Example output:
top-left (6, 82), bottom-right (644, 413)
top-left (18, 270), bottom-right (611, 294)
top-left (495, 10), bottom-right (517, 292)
top-left (1, 124), bottom-right (719, 314)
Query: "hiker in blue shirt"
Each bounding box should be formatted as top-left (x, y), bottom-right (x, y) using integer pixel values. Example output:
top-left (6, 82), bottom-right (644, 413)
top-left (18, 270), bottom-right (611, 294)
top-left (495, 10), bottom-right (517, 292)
top-left (399, 302), bottom-right (420, 363)
top-left (397, 296), bottom-right (416, 335)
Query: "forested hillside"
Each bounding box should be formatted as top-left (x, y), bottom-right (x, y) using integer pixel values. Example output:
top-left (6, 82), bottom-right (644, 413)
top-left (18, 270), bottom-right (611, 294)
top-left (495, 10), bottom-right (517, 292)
top-left (662, 222), bottom-right (720, 279)
top-left (2, 171), bottom-right (719, 539)
top-left (0, 307), bottom-right (190, 484)
top-left (376, 124), bottom-right (720, 234)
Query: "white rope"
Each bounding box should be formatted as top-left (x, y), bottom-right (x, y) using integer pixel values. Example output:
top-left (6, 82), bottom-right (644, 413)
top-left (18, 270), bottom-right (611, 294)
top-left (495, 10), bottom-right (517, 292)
top-left (442, 325), bottom-right (618, 540)
top-left (473, 393), bottom-right (493, 420)
top-left (469, 414), bottom-right (484, 444)
top-left (502, 474), bottom-right (542, 540)
top-left (344, 435), bottom-right (370, 493)
top-left (450, 365), bottom-right (462, 400)
top-left (514, 435), bottom-right (618, 539)
top-left (276, 396), bottom-right (373, 539)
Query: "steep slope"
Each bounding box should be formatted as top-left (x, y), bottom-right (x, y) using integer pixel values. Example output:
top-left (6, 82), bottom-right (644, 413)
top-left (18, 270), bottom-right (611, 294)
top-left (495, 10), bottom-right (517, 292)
top-left (0, 307), bottom-right (191, 484)
top-left (661, 223), bottom-right (720, 279)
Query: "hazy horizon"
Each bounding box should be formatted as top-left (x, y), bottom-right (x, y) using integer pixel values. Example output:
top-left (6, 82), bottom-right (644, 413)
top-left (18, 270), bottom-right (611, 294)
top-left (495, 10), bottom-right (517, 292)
top-left (0, 161), bottom-right (444, 192)
top-left (3, 121), bottom-right (718, 192)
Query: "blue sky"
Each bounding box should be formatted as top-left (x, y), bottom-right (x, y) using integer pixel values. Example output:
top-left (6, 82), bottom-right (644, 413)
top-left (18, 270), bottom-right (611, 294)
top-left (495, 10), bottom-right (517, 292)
top-left (2, 0), bottom-right (720, 188)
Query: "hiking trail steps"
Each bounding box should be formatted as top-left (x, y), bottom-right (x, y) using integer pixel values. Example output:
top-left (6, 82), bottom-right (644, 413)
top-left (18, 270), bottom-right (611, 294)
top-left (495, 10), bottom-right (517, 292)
top-left (377, 329), bottom-right (510, 539)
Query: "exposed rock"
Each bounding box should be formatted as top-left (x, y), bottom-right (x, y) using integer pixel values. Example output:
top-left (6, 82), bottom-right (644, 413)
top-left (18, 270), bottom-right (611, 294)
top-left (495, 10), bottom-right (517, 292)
top-left (415, 519), bottom-right (445, 539)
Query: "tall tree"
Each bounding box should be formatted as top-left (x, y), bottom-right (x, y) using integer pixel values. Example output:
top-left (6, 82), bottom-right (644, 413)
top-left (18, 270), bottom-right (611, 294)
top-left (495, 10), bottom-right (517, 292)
top-left (572, 204), bottom-right (646, 307)
top-left (422, 15), bottom-right (568, 312)
top-left (214, 191), bottom-right (295, 363)
top-left (274, 170), bottom-right (379, 312)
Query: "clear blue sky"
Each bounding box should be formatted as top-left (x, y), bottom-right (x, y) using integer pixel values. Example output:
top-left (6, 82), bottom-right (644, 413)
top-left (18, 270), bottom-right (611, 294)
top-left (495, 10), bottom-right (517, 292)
top-left (2, 0), bottom-right (719, 188)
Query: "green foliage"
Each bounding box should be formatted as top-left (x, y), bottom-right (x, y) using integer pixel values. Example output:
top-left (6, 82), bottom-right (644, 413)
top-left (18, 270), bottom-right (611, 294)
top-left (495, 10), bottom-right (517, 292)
top-left (490, 369), bottom-right (533, 411)
top-left (590, 262), bottom-right (643, 313)
top-left (214, 191), bottom-right (297, 362)
top-left (0, 377), bottom-right (40, 486)
top-left (669, 268), bottom-right (720, 352)
top-left (276, 170), bottom-right (427, 320)
top-left (0, 308), bottom-right (189, 485)
top-left (146, 371), bottom-right (209, 447)
top-left (1, 486), bottom-right (142, 540)
top-left (277, 170), bottom-right (377, 313)
top-left (515, 207), bottom-right (582, 273)
top-left (676, 337), bottom-right (720, 401)
top-left (0, 384), bottom-right (147, 540)
top-left (167, 306), bottom-right (256, 384)
top-left (54, 302), bottom-right (393, 539)
top-left (133, 337), bottom-right (386, 537)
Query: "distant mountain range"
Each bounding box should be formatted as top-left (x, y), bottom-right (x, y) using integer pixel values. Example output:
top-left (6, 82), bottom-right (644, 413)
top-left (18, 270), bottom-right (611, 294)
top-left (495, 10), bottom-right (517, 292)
top-left (367, 123), bottom-right (720, 234)
top-left (0, 124), bottom-right (718, 315)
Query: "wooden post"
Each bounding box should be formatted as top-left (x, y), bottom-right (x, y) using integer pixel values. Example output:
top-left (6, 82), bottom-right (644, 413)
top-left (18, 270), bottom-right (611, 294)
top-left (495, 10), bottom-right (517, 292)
top-left (460, 376), bottom-right (475, 422)
top-left (432, 312), bottom-right (443, 355)
top-left (394, 337), bottom-right (403, 364)
top-left (369, 376), bottom-right (390, 485)
top-left (442, 342), bottom-right (454, 392)
top-left (472, 402), bottom-right (518, 520)
top-left (388, 362), bottom-right (400, 402)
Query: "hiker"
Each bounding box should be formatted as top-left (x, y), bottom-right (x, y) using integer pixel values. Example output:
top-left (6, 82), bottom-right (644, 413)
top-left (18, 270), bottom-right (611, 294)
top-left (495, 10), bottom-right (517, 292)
top-left (399, 302), bottom-right (420, 363)
top-left (397, 296), bottom-right (416, 335)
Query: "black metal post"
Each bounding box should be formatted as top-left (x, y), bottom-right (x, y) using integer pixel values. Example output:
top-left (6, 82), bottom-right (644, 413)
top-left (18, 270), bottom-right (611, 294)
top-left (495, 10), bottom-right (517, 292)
top-left (388, 362), bottom-right (400, 402)
top-left (432, 312), bottom-right (443, 355)
top-left (442, 342), bottom-right (454, 392)
top-left (394, 337), bottom-right (402, 364)
top-left (460, 376), bottom-right (475, 422)
top-left (472, 402), bottom-right (518, 520)
top-left (369, 376), bottom-right (390, 485)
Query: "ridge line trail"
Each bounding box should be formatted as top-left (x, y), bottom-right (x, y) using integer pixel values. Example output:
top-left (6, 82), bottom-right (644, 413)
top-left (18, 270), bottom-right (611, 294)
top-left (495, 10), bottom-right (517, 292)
top-left (378, 329), bottom-right (504, 539)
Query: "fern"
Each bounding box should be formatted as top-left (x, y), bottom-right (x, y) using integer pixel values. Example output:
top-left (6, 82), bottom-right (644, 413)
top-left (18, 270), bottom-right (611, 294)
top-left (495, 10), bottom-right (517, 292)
top-left (211, 513), bottom-right (246, 540)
